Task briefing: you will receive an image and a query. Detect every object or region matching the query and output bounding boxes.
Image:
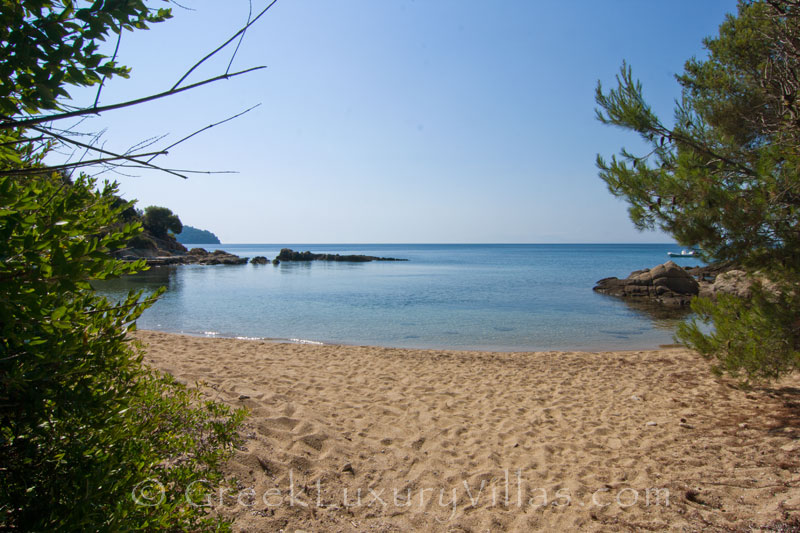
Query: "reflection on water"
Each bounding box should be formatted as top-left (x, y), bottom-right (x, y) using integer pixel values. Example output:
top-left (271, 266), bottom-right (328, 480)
top-left (92, 244), bottom-right (702, 351)
top-left (595, 293), bottom-right (693, 326)
top-left (93, 266), bottom-right (176, 301)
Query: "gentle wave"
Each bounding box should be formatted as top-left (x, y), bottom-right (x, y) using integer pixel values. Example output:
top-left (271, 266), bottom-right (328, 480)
top-left (288, 338), bottom-right (325, 346)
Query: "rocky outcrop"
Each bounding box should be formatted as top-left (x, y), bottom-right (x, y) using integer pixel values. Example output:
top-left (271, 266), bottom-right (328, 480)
top-left (695, 268), bottom-right (779, 299)
top-left (275, 248), bottom-right (408, 262)
top-left (121, 234), bottom-right (188, 259)
top-left (593, 261), bottom-right (700, 307)
top-left (704, 269), bottom-right (751, 298)
top-left (250, 256), bottom-right (269, 265)
top-left (594, 260), bottom-right (778, 308)
top-left (120, 247), bottom-right (247, 266)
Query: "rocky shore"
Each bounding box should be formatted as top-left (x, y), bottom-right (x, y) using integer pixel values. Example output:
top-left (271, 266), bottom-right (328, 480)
top-left (129, 248), bottom-right (249, 266)
top-left (593, 260), bottom-right (754, 307)
top-left (118, 233), bottom-right (250, 266)
top-left (275, 248), bottom-right (408, 262)
top-left (119, 245), bottom-right (409, 267)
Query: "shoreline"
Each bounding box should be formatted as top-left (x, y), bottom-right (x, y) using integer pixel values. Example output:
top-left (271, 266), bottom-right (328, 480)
top-left (135, 330), bottom-right (800, 532)
top-left (138, 328), bottom-right (684, 354)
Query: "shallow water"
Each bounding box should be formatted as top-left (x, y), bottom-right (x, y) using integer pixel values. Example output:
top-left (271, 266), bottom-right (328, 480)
top-left (95, 243), bottom-right (703, 351)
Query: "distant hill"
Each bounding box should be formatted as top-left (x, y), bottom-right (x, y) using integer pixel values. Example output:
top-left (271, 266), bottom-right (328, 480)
top-left (176, 225), bottom-right (221, 245)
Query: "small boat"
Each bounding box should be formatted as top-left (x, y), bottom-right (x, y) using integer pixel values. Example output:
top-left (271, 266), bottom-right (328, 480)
top-left (667, 250), bottom-right (696, 258)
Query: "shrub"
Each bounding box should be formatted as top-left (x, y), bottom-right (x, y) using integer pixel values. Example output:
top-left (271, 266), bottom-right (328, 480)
top-left (0, 173), bottom-right (245, 530)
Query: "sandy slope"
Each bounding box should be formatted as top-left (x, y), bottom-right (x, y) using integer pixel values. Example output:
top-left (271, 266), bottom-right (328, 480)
top-left (135, 330), bottom-right (800, 532)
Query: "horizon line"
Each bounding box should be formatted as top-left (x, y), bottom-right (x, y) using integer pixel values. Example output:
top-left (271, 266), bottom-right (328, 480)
top-left (208, 241), bottom-right (679, 246)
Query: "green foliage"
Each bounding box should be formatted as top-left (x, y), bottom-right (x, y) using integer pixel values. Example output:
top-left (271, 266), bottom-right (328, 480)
top-left (0, 0), bottom-right (171, 117)
top-left (677, 282), bottom-right (800, 381)
top-left (0, 0), bottom-right (247, 530)
top-left (0, 174), bottom-right (245, 530)
top-left (595, 0), bottom-right (800, 381)
top-left (142, 205), bottom-right (183, 238)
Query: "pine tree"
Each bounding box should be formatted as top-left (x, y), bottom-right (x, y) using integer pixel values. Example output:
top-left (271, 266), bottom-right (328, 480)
top-left (595, 0), bottom-right (800, 381)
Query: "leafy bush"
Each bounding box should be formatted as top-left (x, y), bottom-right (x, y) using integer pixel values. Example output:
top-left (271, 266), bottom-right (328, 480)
top-left (0, 173), bottom-right (245, 530)
top-left (1, 3), bottom-right (253, 526)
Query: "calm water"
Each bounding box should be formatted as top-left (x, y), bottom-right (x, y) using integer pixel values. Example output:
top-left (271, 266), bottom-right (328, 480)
top-left (96, 244), bottom-right (703, 351)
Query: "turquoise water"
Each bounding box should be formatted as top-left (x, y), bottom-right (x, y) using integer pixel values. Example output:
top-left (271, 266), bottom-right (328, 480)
top-left (96, 244), bottom-right (703, 351)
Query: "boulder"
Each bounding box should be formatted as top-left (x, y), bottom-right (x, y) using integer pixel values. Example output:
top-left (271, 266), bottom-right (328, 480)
top-left (705, 269), bottom-right (781, 299)
top-left (250, 256), bottom-right (269, 265)
top-left (593, 261), bottom-right (699, 307)
top-left (710, 269), bottom-right (752, 298)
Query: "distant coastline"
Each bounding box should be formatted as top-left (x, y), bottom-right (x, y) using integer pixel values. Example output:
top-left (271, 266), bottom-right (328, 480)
top-left (175, 225), bottom-right (220, 245)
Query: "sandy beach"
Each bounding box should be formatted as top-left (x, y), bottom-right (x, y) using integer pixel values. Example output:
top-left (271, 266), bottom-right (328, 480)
top-left (136, 330), bottom-right (800, 532)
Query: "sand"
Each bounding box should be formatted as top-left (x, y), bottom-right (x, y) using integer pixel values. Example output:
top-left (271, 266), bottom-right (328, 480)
top-left (135, 330), bottom-right (800, 532)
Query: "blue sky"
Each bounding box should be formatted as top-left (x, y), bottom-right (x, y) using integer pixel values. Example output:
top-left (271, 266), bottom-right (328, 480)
top-left (65, 0), bottom-right (738, 243)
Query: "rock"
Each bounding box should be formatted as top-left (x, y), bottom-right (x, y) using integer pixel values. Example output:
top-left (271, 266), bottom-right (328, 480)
top-left (707, 269), bottom-right (780, 299)
top-left (272, 258), bottom-right (280, 265)
top-left (594, 261), bottom-right (699, 307)
top-left (342, 462), bottom-right (355, 475)
top-left (142, 247), bottom-right (247, 266)
top-left (645, 421), bottom-right (658, 427)
top-left (276, 248), bottom-right (408, 262)
top-left (710, 269), bottom-right (752, 298)
top-left (250, 256), bottom-right (268, 265)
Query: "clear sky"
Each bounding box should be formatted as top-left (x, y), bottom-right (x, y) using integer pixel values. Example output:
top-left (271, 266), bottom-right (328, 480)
top-left (63, 0), bottom-right (738, 243)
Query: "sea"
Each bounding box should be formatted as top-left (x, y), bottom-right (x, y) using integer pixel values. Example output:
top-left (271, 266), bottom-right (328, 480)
top-left (95, 243), bottom-right (704, 352)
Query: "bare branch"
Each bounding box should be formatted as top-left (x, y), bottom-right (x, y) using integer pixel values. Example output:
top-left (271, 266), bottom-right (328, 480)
top-left (146, 103), bottom-right (261, 163)
top-left (172, 0), bottom-right (277, 90)
top-left (30, 125), bottom-right (190, 180)
top-left (115, 165), bottom-right (238, 175)
top-left (127, 134), bottom-right (169, 154)
top-left (0, 152), bottom-right (167, 177)
top-left (67, 129), bottom-right (106, 179)
top-left (0, 66), bottom-right (266, 131)
top-left (0, 136), bottom-right (46, 147)
top-left (93, 31), bottom-right (123, 109)
top-left (227, 0), bottom-right (253, 75)
top-left (171, 1), bottom-right (196, 11)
